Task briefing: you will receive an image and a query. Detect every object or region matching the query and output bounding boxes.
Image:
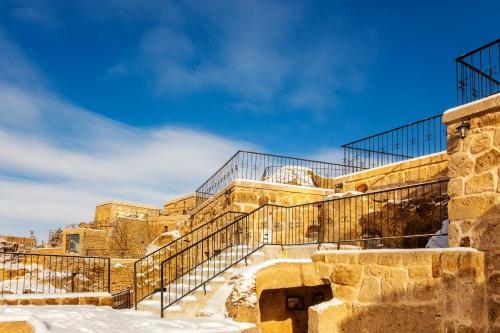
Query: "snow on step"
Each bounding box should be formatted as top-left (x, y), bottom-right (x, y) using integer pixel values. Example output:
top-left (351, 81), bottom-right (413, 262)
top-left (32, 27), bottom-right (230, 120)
top-left (0, 305), bottom-right (255, 332)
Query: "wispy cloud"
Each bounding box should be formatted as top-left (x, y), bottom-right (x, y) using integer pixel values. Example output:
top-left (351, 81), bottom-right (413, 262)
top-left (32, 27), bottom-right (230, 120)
top-left (0, 33), bottom-right (254, 240)
top-left (137, 1), bottom-right (373, 113)
top-left (5, 1), bottom-right (375, 114)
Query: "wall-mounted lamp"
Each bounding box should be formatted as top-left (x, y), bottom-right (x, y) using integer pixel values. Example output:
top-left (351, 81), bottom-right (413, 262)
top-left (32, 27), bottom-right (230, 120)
top-left (456, 120), bottom-right (471, 139)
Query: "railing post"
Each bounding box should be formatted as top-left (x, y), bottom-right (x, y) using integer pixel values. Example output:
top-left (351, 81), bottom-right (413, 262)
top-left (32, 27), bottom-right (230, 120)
top-left (107, 257), bottom-right (111, 293)
top-left (133, 262), bottom-right (137, 310)
top-left (160, 262), bottom-right (164, 318)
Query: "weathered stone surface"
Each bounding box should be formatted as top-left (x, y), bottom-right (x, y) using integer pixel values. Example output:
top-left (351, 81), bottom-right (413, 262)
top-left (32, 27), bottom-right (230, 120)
top-left (448, 221), bottom-right (461, 247)
top-left (377, 253), bottom-right (402, 266)
top-left (477, 111), bottom-right (500, 127)
top-left (330, 264), bottom-right (362, 286)
top-left (79, 297), bottom-right (99, 305)
top-left (465, 172), bottom-right (495, 194)
top-left (440, 251), bottom-right (460, 275)
top-left (403, 252), bottom-right (433, 266)
top-left (45, 298), bottom-right (59, 305)
top-left (364, 264), bottom-right (389, 277)
top-left (332, 284), bottom-right (358, 301)
top-left (358, 252), bottom-right (377, 265)
top-left (98, 296), bottom-right (113, 306)
top-left (358, 277), bottom-right (381, 303)
top-left (0, 321), bottom-right (34, 333)
top-left (474, 148), bottom-right (500, 174)
top-left (448, 177), bottom-right (464, 197)
top-left (471, 218), bottom-right (500, 252)
top-left (409, 279), bottom-right (438, 301)
top-left (470, 132), bottom-right (492, 154)
top-left (494, 128), bottom-right (500, 147)
top-left (448, 194), bottom-right (497, 220)
top-left (60, 297), bottom-right (79, 305)
top-left (408, 265), bottom-right (432, 279)
top-left (448, 153), bottom-right (475, 177)
top-left (29, 298), bottom-right (46, 306)
top-left (381, 268), bottom-right (407, 301)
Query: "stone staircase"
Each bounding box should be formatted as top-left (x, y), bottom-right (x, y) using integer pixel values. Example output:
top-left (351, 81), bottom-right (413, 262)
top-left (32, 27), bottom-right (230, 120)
top-left (137, 246), bottom-right (266, 317)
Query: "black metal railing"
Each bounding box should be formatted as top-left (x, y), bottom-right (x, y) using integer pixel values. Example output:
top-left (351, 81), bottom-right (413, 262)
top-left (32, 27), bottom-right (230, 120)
top-left (341, 115), bottom-right (446, 169)
top-left (0, 253), bottom-right (110, 294)
top-left (159, 180), bottom-right (448, 316)
top-left (456, 38), bottom-right (500, 105)
top-left (195, 151), bottom-right (365, 206)
top-left (133, 211), bottom-right (246, 307)
top-left (112, 289), bottom-right (132, 309)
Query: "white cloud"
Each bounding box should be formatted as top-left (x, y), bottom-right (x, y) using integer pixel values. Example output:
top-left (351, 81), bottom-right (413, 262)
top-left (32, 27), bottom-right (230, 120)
top-left (134, 1), bottom-right (373, 113)
top-left (4, 1), bottom-right (374, 114)
top-left (0, 34), bottom-right (254, 241)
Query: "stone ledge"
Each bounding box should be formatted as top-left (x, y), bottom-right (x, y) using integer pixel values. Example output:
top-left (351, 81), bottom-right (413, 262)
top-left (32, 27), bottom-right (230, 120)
top-left (443, 93), bottom-right (500, 124)
top-left (0, 292), bottom-right (112, 307)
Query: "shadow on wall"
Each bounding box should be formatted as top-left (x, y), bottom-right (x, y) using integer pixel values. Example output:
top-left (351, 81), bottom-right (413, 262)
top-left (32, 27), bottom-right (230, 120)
top-left (259, 285), bottom-right (333, 333)
top-left (449, 204), bottom-right (500, 330)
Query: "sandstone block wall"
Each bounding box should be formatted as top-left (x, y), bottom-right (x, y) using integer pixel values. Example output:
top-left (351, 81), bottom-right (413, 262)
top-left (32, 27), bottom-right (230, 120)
top-left (443, 94), bottom-right (500, 331)
top-left (190, 180), bottom-right (336, 229)
top-left (0, 294), bottom-right (112, 307)
top-left (308, 249), bottom-right (487, 333)
top-left (319, 153), bottom-right (448, 193)
top-left (163, 193), bottom-right (197, 216)
top-left (110, 259), bottom-right (135, 292)
top-left (233, 248), bottom-right (488, 333)
top-left (94, 201), bottom-right (160, 222)
top-left (0, 235), bottom-right (36, 249)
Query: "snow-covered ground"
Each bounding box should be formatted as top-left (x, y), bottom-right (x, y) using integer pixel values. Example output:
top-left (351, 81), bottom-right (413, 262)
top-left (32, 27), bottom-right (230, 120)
top-left (0, 305), bottom-right (254, 333)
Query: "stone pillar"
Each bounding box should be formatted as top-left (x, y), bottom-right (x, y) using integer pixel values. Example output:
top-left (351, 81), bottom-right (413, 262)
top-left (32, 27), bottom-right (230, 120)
top-left (443, 94), bottom-right (500, 331)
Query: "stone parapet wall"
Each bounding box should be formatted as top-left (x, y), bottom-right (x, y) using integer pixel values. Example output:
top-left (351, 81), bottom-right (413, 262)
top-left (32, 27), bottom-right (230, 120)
top-left (443, 93), bottom-right (500, 331)
top-left (0, 293), bottom-right (112, 307)
top-left (234, 248), bottom-right (487, 333)
top-left (163, 193), bottom-right (197, 216)
top-left (327, 152), bottom-right (448, 193)
top-left (0, 236), bottom-right (36, 249)
top-left (308, 249), bottom-right (487, 333)
top-left (94, 201), bottom-right (160, 222)
top-left (110, 259), bottom-right (135, 292)
top-left (190, 180), bottom-right (336, 228)
top-left (30, 247), bottom-right (65, 255)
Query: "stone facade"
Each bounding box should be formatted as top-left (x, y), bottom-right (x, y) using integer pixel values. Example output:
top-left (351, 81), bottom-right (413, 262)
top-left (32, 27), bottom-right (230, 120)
top-left (228, 248), bottom-right (488, 333)
top-left (307, 249), bottom-right (487, 333)
top-left (190, 180), bottom-right (337, 229)
top-left (162, 193), bottom-right (197, 216)
top-left (319, 152), bottom-right (448, 193)
top-left (94, 201), bottom-right (160, 222)
top-left (0, 235), bottom-right (36, 251)
top-left (0, 293), bottom-right (112, 307)
top-left (443, 94), bottom-right (500, 332)
top-left (110, 258), bottom-right (135, 292)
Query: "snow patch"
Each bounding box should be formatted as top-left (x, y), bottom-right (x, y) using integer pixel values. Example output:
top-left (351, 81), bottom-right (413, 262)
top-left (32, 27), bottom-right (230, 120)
top-left (227, 259), bottom-right (311, 309)
top-left (426, 220), bottom-right (449, 248)
top-left (262, 166), bottom-right (315, 187)
top-left (0, 305), bottom-right (255, 333)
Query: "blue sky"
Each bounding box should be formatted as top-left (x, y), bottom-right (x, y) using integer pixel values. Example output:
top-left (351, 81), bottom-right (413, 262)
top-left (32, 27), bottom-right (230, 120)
top-left (0, 0), bottom-right (498, 239)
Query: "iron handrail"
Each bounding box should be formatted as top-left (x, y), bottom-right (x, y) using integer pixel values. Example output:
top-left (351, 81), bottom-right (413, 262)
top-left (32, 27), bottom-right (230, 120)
top-left (158, 179), bottom-right (448, 316)
top-left (164, 179), bottom-right (446, 260)
top-left (0, 253), bottom-right (111, 294)
top-left (456, 38), bottom-right (500, 105)
top-left (341, 115), bottom-right (446, 169)
top-left (341, 115), bottom-right (443, 147)
top-left (133, 210), bottom-right (246, 307)
top-left (455, 37), bottom-right (500, 61)
top-left (194, 150), bottom-right (365, 206)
